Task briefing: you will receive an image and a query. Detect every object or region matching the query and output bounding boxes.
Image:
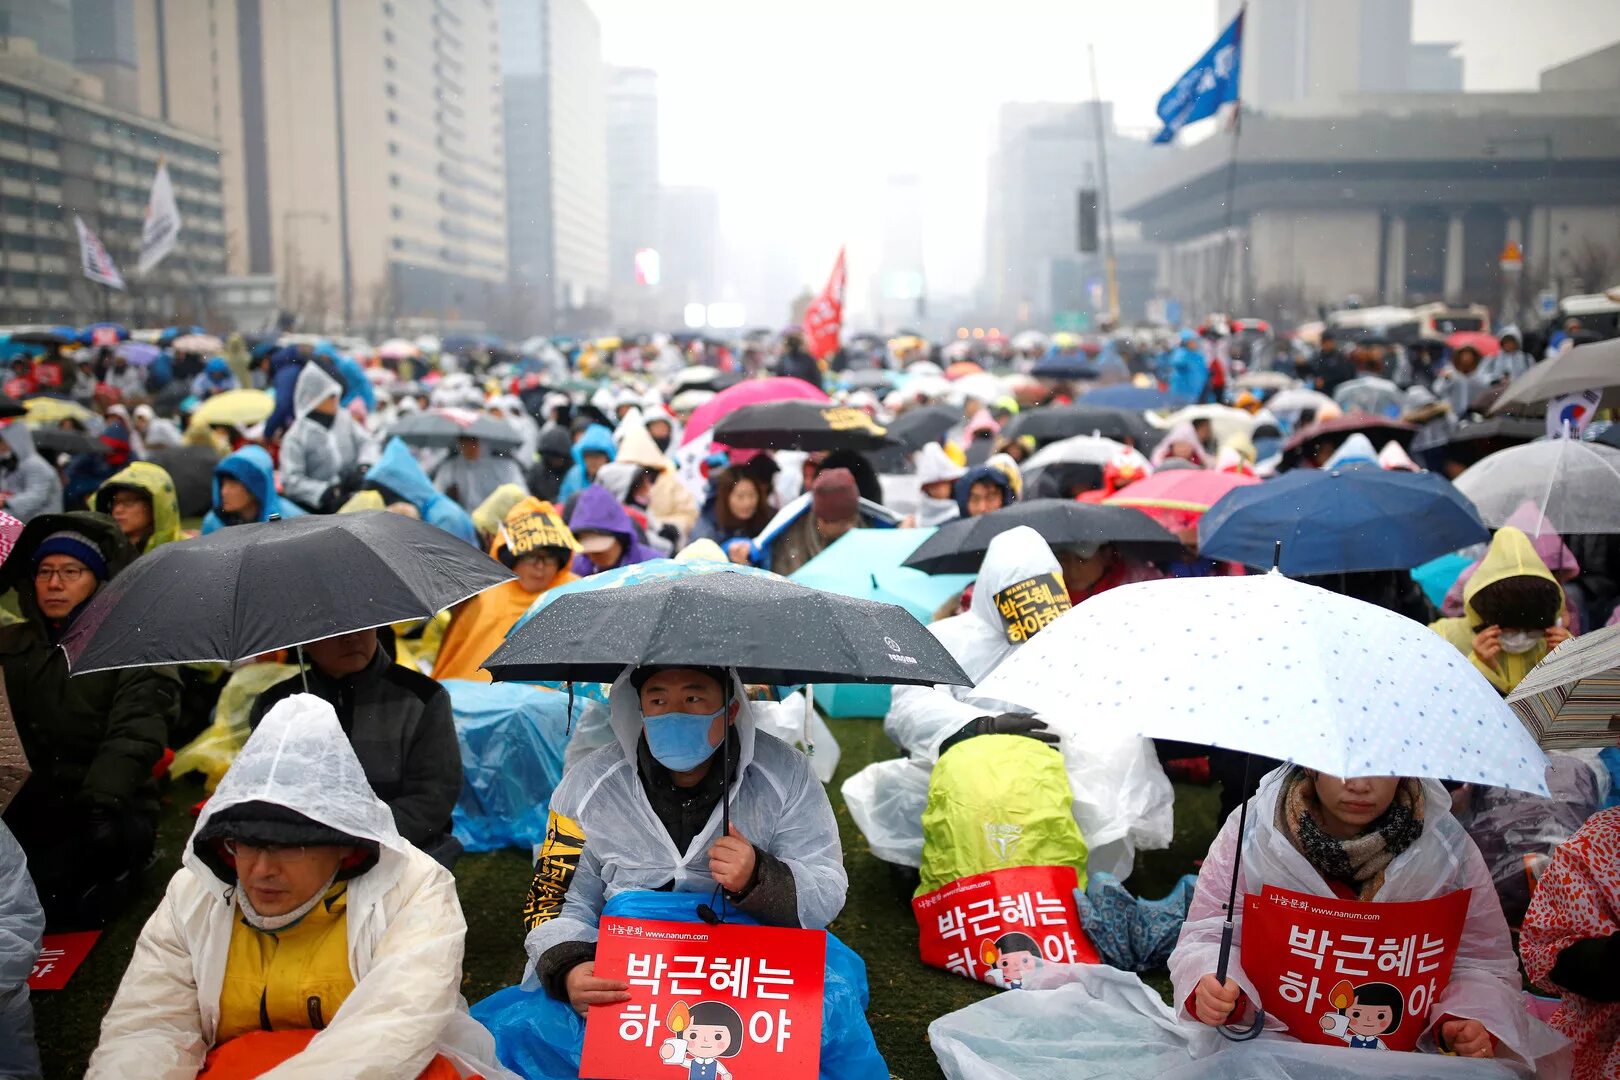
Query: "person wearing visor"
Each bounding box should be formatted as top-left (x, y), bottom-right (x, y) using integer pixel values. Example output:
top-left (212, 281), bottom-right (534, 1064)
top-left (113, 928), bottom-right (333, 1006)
top-left (520, 664), bottom-right (846, 1015)
top-left (1430, 525), bottom-right (1572, 695)
top-left (88, 695), bottom-right (516, 1079)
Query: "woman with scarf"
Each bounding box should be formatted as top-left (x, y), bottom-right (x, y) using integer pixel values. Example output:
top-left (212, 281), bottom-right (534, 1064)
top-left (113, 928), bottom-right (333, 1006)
top-left (1173, 764), bottom-right (1565, 1071)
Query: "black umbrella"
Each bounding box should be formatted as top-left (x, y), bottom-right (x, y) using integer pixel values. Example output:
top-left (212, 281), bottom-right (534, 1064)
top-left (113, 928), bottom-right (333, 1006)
top-left (485, 570), bottom-right (970, 689)
top-left (30, 428), bottom-right (104, 455)
top-left (145, 445), bottom-right (221, 518)
top-left (842, 369), bottom-right (899, 391)
top-left (903, 499), bottom-right (1186, 574)
top-left (1442, 416), bottom-right (1545, 447)
top-left (62, 511), bottom-right (513, 673)
top-left (7, 326), bottom-right (76, 346)
top-left (390, 408), bottom-right (523, 450)
top-left (0, 395), bottom-right (24, 420)
top-left (1002, 405), bottom-right (1159, 450)
top-left (712, 400), bottom-right (896, 452)
top-left (885, 404), bottom-right (961, 451)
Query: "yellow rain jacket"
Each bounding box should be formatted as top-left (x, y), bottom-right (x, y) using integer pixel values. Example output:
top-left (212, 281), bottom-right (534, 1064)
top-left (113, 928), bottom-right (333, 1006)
top-left (94, 461), bottom-right (181, 554)
top-left (216, 883), bottom-right (355, 1042)
top-left (1430, 526), bottom-right (1564, 694)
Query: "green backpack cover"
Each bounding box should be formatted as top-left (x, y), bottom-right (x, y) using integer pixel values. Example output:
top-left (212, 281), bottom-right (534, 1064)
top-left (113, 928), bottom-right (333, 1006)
top-left (916, 733), bottom-right (1088, 896)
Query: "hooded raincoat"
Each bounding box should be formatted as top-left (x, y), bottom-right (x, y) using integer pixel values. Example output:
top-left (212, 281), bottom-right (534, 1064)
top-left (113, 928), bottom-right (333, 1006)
top-left (566, 484), bottom-right (661, 577)
top-left (95, 460), bottom-right (182, 554)
top-left (1442, 503), bottom-right (1582, 635)
top-left (0, 819), bottom-right (44, 1079)
top-left (0, 424), bottom-right (62, 522)
top-left (613, 414), bottom-right (699, 538)
top-left (86, 695), bottom-right (518, 1080)
top-left (431, 498), bottom-right (580, 682)
top-left (844, 526), bottom-right (1173, 880)
top-left (201, 445), bottom-right (305, 534)
top-left (1169, 766), bottom-right (1568, 1074)
top-left (280, 362), bottom-right (367, 510)
top-left (520, 670), bottom-right (846, 987)
top-left (1430, 526), bottom-right (1565, 694)
top-left (1149, 421), bottom-right (1211, 469)
top-left (557, 423), bottom-right (616, 501)
top-left (367, 437), bottom-right (478, 546)
top-left (432, 441), bottom-right (527, 515)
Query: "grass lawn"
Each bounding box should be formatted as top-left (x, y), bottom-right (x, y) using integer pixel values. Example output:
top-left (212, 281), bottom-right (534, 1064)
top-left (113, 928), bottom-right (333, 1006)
top-left (31, 714), bottom-right (1223, 1079)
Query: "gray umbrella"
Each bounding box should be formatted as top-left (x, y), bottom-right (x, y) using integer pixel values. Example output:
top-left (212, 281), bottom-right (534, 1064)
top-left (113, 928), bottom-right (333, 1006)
top-left (1453, 438), bottom-right (1620, 533)
top-left (390, 408), bottom-right (523, 450)
top-left (1493, 338), bottom-right (1620, 414)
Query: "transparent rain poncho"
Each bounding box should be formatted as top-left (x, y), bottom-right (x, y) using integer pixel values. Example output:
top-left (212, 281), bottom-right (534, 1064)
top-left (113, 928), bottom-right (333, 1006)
top-left (844, 526), bottom-right (1173, 880)
top-left (522, 669), bottom-right (848, 980)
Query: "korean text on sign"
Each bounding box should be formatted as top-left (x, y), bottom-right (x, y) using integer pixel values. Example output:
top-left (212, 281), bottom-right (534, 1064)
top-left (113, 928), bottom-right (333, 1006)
top-left (582, 916), bottom-right (827, 1080)
top-left (913, 864), bottom-right (1099, 989)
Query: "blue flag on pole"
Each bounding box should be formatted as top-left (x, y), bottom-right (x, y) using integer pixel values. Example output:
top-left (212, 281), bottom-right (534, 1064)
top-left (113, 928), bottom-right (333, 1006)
top-left (1153, 10), bottom-right (1244, 144)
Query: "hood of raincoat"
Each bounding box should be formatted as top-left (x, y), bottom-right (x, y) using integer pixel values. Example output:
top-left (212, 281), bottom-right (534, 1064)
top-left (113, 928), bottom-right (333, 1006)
top-left (0, 422), bottom-right (39, 463)
top-left (594, 460), bottom-right (645, 505)
top-left (605, 665), bottom-right (759, 782)
top-left (211, 445), bottom-right (289, 524)
top-left (953, 454), bottom-right (1022, 515)
top-left (292, 358), bottom-right (343, 419)
top-left (613, 413), bottom-right (673, 472)
top-left (965, 525), bottom-right (1064, 648)
top-left (185, 694), bottom-right (408, 899)
top-left (1442, 502), bottom-right (1579, 619)
top-left (473, 483), bottom-right (531, 539)
top-left (367, 435), bottom-right (442, 509)
top-left (1149, 421), bottom-right (1211, 468)
top-left (94, 461), bottom-right (181, 553)
top-left (537, 424), bottom-right (573, 460)
top-left (571, 423), bottom-right (617, 470)
top-left (915, 441), bottom-right (967, 486)
top-left (3, 510), bottom-right (133, 629)
top-left (1461, 525), bottom-right (1563, 629)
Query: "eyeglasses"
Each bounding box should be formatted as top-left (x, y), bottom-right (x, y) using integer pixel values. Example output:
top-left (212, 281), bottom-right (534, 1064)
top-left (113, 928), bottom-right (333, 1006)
top-left (222, 838), bottom-right (313, 863)
top-left (108, 492), bottom-right (149, 510)
top-left (34, 565), bottom-right (89, 584)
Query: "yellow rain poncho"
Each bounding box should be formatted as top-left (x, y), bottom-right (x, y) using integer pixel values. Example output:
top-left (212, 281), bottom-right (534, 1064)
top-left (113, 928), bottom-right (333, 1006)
top-left (94, 461), bottom-right (181, 554)
top-left (1430, 526), bottom-right (1565, 694)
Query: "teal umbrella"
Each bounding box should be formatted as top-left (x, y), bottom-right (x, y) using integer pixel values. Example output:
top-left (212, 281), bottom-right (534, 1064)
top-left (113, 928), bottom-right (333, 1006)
top-left (791, 528), bottom-right (972, 717)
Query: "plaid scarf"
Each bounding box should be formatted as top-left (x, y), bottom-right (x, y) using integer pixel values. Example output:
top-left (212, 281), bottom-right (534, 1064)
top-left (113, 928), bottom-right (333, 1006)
top-left (1277, 768), bottom-right (1424, 901)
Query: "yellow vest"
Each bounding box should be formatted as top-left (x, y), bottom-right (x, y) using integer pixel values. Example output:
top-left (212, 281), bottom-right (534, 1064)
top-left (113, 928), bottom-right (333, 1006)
top-left (216, 883), bottom-right (357, 1043)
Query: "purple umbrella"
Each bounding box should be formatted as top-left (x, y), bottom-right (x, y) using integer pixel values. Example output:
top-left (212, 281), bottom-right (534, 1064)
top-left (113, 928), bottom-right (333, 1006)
top-left (114, 342), bottom-right (161, 366)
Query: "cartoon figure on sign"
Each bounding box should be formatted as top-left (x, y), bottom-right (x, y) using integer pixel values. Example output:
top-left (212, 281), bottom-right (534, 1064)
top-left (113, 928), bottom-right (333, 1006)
top-left (1318, 979), bottom-right (1401, 1049)
top-left (981, 932), bottom-right (1043, 990)
top-left (659, 1000), bottom-right (743, 1079)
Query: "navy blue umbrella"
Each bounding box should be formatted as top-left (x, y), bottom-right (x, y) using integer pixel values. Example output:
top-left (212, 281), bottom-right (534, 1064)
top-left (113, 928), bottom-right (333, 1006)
top-left (1031, 351), bottom-right (1100, 380)
top-left (1198, 463), bottom-right (1489, 575)
top-left (1081, 385), bottom-right (1181, 410)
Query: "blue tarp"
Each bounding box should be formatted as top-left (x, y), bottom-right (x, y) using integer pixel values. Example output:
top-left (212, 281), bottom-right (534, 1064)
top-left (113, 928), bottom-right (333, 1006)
top-left (447, 680), bottom-right (572, 853)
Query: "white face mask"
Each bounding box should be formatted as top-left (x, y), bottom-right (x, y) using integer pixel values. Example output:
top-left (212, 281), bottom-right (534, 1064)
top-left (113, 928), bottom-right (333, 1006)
top-left (1498, 629), bottom-right (1542, 655)
top-left (235, 871), bottom-right (337, 931)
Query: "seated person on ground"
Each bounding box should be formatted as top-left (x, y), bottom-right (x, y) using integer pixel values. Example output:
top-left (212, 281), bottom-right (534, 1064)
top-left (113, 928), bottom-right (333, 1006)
top-left (523, 665), bottom-right (847, 1014)
top-left (1430, 525), bottom-right (1572, 695)
top-left (88, 695), bottom-right (514, 1080)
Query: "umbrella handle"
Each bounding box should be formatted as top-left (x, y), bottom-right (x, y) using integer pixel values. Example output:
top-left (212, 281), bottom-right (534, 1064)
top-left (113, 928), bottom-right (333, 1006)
top-left (721, 678), bottom-right (732, 841)
top-left (1215, 920), bottom-right (1235, 984)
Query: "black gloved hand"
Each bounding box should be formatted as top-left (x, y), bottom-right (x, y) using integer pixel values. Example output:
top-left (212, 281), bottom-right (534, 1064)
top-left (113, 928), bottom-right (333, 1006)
top-left (940, 712), bottom-right (1059, 756)
top-left (317, 484), bottom-right (345, 514)
top-left (656, 523), bottom-right (681, 549)
top-left (85, 804), bottom-right (122, 855)
top-left (339, 464), bottom-right (369, 495)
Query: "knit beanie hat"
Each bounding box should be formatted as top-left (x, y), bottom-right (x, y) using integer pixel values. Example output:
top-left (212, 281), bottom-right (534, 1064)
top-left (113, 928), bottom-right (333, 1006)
top-left (34, 530), bottom-right (108, 581)
top-left (810, 468), bottom-right (860, 523)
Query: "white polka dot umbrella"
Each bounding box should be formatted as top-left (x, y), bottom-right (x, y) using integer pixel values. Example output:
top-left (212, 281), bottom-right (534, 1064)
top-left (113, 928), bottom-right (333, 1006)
top-left (975, 570), bottom-right (1549, 797)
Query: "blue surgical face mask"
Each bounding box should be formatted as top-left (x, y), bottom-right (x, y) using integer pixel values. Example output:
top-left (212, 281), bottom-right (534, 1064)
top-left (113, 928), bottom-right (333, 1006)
top-left (644, 707), bottom-right (725, 771)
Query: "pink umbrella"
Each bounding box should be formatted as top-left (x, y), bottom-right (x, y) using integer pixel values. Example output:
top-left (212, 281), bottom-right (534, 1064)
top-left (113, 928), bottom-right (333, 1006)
top-left (0, 511), bottom-right (22, 566)
top-left (1446, 330), bottom-right (1501, 357)
top-left (1104, 469), bottom-right (1260, 531)
top-left (680, 376), bottom-right (828, 444)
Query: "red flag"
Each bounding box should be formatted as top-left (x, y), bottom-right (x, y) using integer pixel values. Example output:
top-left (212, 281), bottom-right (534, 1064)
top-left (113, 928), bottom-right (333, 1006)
top-left (802, 247), bottom-right (846, 361)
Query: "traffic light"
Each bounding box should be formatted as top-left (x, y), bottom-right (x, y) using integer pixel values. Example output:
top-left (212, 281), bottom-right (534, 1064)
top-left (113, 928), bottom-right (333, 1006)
top-left (1078, 189), bottom-right (1099, 254)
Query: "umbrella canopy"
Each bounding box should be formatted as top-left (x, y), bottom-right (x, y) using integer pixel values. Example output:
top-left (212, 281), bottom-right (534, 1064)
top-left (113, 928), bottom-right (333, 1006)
top-left (1446, 330), bottom-right (1501, 357)
top-left (949, 372), bottom-right (1009, 406)
top-left (7, 325), bottom-right (77, 346)
top-left (1021, 433), bottom-right (1133, 472)
top-left (171, 333), bottom-right (224, 354)
top-left (976, 572), bottom-right (1548, 795)
top-left (22, 397), bottom-right (94, 428)
top-left (62, 511), bottom-right (513, 673)
top-left (1493, 337), bottom-right (1620, 414)
top-left (390, 407), bottom-right (523, 450)
top-left (1453, 438), bottom-right (1620, 534)
top-left (1030, 352), bottom-right (1100, 380)
top-left (1440, 416), bottom-right (1545, 446)
top-left (1507, 623), bottom-right (1620, 749)
top-left (1280, 412), bottom-right (1416, 467)
top-left (885, 404), bottom-right (961, 451)
top-left (0, 395), bottom-right (24, 420)
top-left (486, 569), bottom-right (971, 688)
top-left (1002, 404), bottom-right (1159, 449)
top-left (145, 445), bottom-right (218, 518)
top-left (1011, 331), bottom-right (1050, 352)
top-left (1081, 385), bottom-right (1178, 410)
top-left (31, 427), bottom-right (105, 455)
top-left (1231, 371), bottom-right (1298, 393)
top-left (191, 388), bottom-right (275, 429)
top-left (903, 499), bottom-right (1185, 574)
top-left (681, 376), bottom-right (829, 444)
top-left (1156, 404), bottom-right (1261, 446)
top-left (1332, 376), bottom-right (1406, 418)
top-left (791, 527), bottom-right (974, 622)
top-left (1105, 469), bottom-right (1259, 517)
top-left (712, 399), bottom-right (894, 452)
top-left (841, 369), bottom-right (899, 392)
top-left (78, 322), bottom-right (129, 346)
top-left (376, 338), bottom-right (420, 361)
top-left (1264, 387), bottom-right (1336, 418)
top-left (1198, 464), bottom-right (1489, 574)
top-left (945, 360), bottom-right (984, 380)
top-left (114, 341), bottom-right (161, 366)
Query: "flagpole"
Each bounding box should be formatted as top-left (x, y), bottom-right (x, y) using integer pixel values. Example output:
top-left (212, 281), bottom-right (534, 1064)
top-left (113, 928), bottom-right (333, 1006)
top-left (1087, 44), bottom-right (1120, 325)
top-left (1219, 5), bottom-right (1246, 320)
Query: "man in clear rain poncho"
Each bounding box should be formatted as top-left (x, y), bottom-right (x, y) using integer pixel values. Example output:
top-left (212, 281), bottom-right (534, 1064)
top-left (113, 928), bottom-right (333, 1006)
top-left (87, 695), bottom-right (516, 1080)
top-left (518, 665), bottom-right (846, 1014)
top-left (842, 525), bottom-right (1173, 881)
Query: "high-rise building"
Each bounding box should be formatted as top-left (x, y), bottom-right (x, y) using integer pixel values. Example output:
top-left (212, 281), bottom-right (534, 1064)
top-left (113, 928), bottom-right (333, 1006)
top-left (658, 184), bottom-right (720, 322)
top-left (132, 0), bottom-right (508, 331)
top-left (606, 65), bottom-right (660, 327)
top-left (0, 0), bottom-right (73, 64)
top-left (0, 37), bottom-right (225, 325)
top-left (1408, 42), bottom-right (1464, 93)
top-left (501, 0), bottom-right (608, 335)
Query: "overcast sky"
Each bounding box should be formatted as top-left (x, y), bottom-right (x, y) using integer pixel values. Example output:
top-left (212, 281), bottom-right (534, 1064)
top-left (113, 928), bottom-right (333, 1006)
top-left (594, 0), bottom-right (1620, 318)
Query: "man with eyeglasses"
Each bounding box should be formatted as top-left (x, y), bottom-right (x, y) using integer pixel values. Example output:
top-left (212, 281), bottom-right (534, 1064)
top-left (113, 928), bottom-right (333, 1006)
top-left (0, 512), bottom-right (181, 929)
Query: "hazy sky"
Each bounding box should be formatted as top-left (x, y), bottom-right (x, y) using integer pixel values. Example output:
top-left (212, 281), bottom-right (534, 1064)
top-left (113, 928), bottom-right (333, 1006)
top-left (594, 0), bottom-right (1620, 317)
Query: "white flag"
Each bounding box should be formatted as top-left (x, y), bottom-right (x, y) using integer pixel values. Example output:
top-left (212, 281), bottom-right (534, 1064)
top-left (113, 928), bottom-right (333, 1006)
top-left (75, 214), bottom-right (125, 290)
top-left (138, 158), bottom-right (182, 274)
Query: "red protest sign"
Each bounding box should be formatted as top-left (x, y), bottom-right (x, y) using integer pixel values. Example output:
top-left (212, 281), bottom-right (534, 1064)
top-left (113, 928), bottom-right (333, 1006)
top-left (912, 865), bottom-right (1098, 988)
top-left (1241, 885), bottom-right (1470, 1051)
top-left (28, 931), bottom-right (101, 991)
top-left (581, 916), bottom-right (827, 1080)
